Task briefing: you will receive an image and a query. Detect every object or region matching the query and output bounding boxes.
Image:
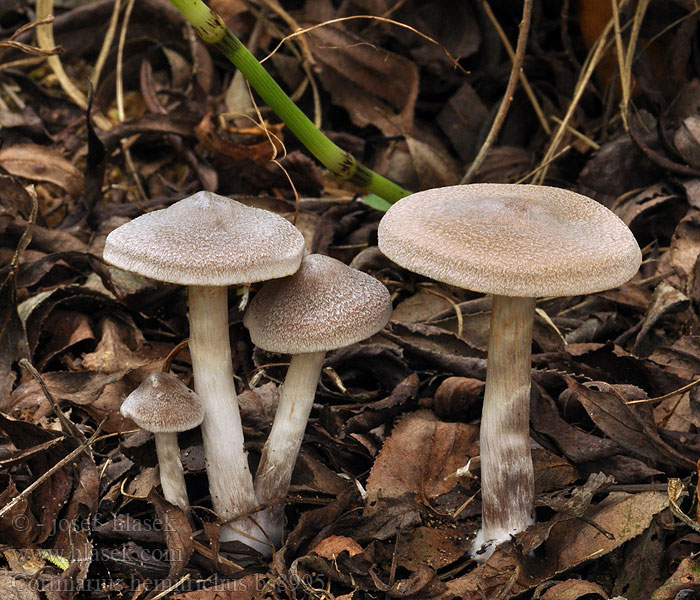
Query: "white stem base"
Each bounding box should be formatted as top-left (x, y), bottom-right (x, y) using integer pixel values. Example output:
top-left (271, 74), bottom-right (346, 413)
top-left (254, 351), bottom-right (326, 549)
top-left (188, 286), bottom-right (270, 555)
top-left (154, 432), bottom-right (189, 512)
top-left (470, 295), bottom-right (536, 561)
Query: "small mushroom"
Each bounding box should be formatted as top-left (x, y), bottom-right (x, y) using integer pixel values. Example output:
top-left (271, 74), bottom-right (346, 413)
top-left (105, 191), bottom-right (305, 553)
top-left (243, 254), bottom-right (393, 547)
top-left (120, 372), bottom-right (204, 512)
top-left (378, 183), bottom-right (642, 560)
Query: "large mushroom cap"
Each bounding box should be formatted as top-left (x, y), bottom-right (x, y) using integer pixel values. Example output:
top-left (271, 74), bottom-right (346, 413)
top-left (244, 254), bottom-right (392, 354)
top-left (104, 191), bottom-right (305, 286)
top-left (378, 184), bottom-right (642, 297)
top-left (120, 372), bottom-right (205, 433)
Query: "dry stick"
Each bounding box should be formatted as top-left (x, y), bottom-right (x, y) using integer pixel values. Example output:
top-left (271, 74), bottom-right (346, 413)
top-left (460, 0), bottom-right (533, 184)
top-left (0, 420), bottom-right (106, 519)
top-left (480, 0), bottom-right (549, 135)
top-left (0, 437), bottom-right (66, 468)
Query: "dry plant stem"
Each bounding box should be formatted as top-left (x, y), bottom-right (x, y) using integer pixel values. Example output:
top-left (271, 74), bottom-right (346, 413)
top-left (154, 432), bottom-right (189, 512)
top-left (254, 351), bottom-right (326, 547)
top-left (187, 286), bottom-right (266, 553)
top-left (461, 0), bottom-right (533, 184)
top-left (473, 294), bottom-right (535, 559)
top-left (35, 0), bottom-right (112, 130)
top-left (91, 0), bottom-right (121, 87)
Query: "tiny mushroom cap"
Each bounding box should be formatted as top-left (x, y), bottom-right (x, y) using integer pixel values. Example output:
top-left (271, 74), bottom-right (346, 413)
top-left (378, 183), bottom-right (642, 296)
top-left (243, 253), bottom-right (393, 353)
top-left (103, 191), bottom-right (305, 286)
top-left (120, 372), bottom-right (205, 433)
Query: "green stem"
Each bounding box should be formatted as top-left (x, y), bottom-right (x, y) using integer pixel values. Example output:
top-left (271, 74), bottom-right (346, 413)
top-left (168, 0), bottom-right (410, 204)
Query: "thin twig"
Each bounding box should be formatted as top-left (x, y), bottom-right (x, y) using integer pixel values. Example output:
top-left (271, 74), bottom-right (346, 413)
top-left (91, 0), bottom-right (122, 87)
top-left (461, 0), bottom-right (533, 184)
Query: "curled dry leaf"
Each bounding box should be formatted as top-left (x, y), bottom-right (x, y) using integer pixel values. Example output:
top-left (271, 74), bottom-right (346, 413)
top-left (195, 112), bottom-right (284, 165)
top-left (0, 144), bottom-right (84, 196)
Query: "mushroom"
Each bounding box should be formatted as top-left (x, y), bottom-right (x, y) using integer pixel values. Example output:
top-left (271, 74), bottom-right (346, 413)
top-left (243, 254), bottom-right (393, 546)
top-left (104, 191), bottom-right (305, 553)
top-left (120, 372), bottom-right (204, 513)
top-left (377, 183), bottom-right (641, 560)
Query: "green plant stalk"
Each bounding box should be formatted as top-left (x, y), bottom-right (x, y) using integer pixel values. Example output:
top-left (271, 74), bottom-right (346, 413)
top-left (168, 0), bottom-right (410, 204)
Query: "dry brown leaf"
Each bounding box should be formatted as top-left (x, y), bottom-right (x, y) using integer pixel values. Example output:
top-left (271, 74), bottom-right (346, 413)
top-left (0, 144), bottom-right (83, 196)
top-left (170, 575), bottom-right (265, 600)
top-left (391, 288), bottom-right (453, 323)
top-left (0, 476), bottom-right (39, 547)
top-left (0, 573), bottom-right (41, 600)
top-left (365, 410), bottom-right (479, 511)
top-left (540, 579), bottom-right (609, 600)
top-left (439, 491), bottom-right (668, 599)
top-left (308, 25), bottom-right (418, 136)
top-left (650, 557), bottom-right (700, 600)
top-left (311, 535), bottom-right (364, 559)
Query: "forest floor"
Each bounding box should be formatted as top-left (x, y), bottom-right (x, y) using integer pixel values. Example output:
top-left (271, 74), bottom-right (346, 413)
top-left (1, 0), bottom-right (700, 598)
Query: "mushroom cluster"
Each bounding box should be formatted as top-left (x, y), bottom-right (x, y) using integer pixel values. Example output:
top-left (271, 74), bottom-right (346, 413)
top-left (106, 193), bottom-right (391, 556)
top-left (378, 183), bottom-right (641, 560)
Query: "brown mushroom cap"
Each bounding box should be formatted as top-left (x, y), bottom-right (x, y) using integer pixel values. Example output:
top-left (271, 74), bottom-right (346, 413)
top-left (378, 184), bottom-right (642, 297)
top-left (120, 373), bottom-right (205, 433)
top-left (104, 191), bottom-right (305, 286)
top-left (243, 254), bottom-right (392, 354)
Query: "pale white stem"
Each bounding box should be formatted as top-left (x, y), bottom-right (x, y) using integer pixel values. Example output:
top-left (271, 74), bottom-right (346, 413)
top-left (471, 294), bottom-right (536, 560)
top-left (254, 351), bottom-right (325, 548)
top-left (154, 432), bottom-right (189, 512)
top-left (188, 286), bottom-right (270, 555)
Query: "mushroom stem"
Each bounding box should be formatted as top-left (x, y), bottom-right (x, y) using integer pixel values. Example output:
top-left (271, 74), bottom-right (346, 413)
top-left (254, 351), bottom-right (326, 547)
top-left (473, 294), bottom-right (536, 559)
top-left (153, 432), bottom-right (189, 512)
top-left (188, 286), bottom-right (267, 552)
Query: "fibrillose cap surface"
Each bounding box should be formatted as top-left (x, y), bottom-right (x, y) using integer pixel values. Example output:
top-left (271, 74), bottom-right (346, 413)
top-left (120, 373), bottom-right (205, 433)
top-left (244, 254), bottom-right (392, 354)
top-left (104, 191), bottom-right (305, 286)
top-left (378, 184), bottom-right (642, 297)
